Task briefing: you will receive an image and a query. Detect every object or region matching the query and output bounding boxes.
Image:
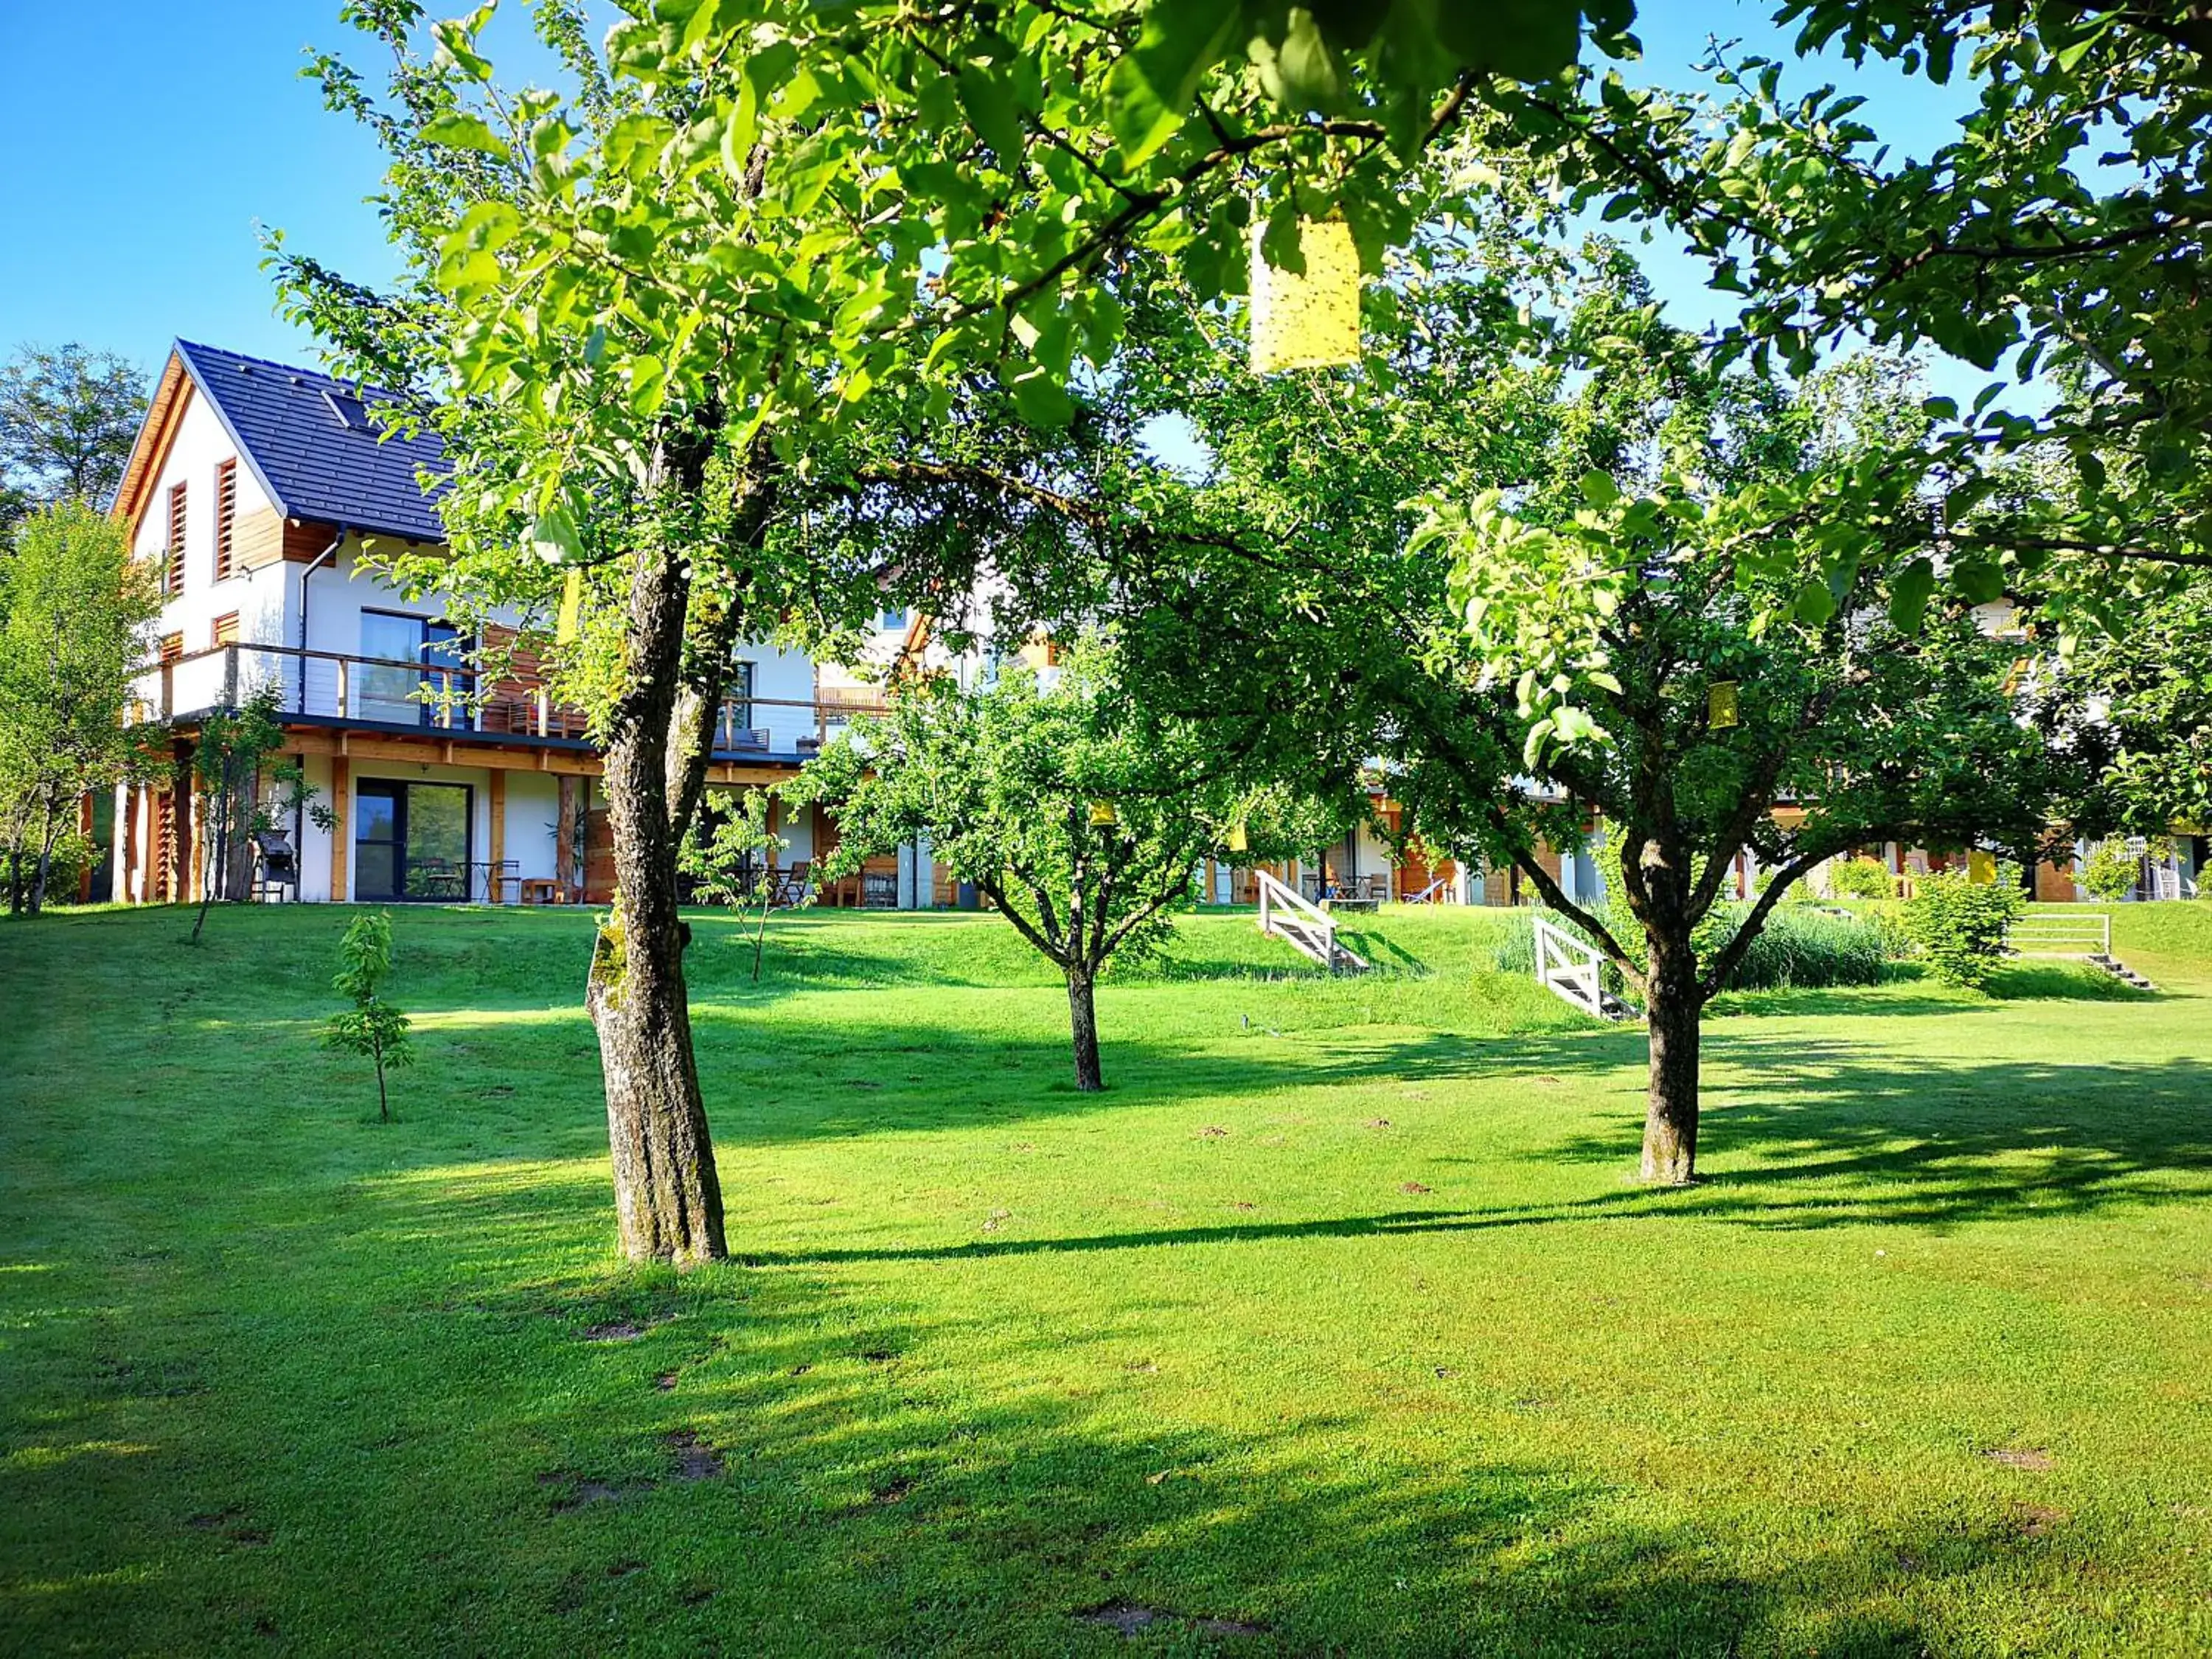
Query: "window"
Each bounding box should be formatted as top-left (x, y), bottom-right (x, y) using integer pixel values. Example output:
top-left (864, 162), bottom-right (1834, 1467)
top-left (158, 632), bottom-right (184, 664)
top-left (357, 611), bottom-right (475, 730)
top-left (165, 482), bottom-right (187, 594)
top-left (212, 613), bottom-right (239, 648)
top-left (322, 388), bottom-right (368, 431)
top-left (879, 605), bottom-right (910, 633)
top-left (213, 459), bottom-right (237, 582)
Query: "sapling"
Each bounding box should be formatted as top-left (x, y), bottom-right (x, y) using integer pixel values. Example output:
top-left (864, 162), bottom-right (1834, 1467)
top-left (324, 911), bottom-right (414, 1122)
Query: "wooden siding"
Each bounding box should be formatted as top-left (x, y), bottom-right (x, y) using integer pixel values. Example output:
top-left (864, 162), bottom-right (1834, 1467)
top-left (232, 507), bottom-right (286, 571)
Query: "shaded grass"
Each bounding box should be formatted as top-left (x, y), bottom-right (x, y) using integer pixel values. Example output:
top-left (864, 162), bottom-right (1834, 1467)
top-left (4, 901), bottom-right (2212, 1655)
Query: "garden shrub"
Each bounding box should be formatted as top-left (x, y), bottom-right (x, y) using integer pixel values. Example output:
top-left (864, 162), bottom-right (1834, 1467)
top-left (2078, 837), bottom-right (2146, 902)
top-left (1492, 900), bottom-right (1891, 994)
top-left (1900, 865), bottom-right (2025, 989)
top-left (1826, 856), bottom-right (1898, 900)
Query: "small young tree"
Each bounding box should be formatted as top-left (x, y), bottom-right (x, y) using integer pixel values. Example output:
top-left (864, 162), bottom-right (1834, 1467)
top-left (1826, 858), bottom-right (1900, 902)
top-left (186, 684), bottom-right (329, 945)
top-left (2078, 838), bottom-right (2147, 904)
top-left (324, 911), bottom-right (414, 1124)
top-left (678, 787), bottom-right (801, 981)
top-left (1903, 866), bottom-right (2027, 990)
top-left (796, 649), bottom-right (1340, 1091)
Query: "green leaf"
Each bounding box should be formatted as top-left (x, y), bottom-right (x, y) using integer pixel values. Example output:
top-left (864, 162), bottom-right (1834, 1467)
top-left (422, 113), bottom-right (508, 158)
top-left (529, 504), bottom-right (581, 565)
top-left (956, 66), bottom-right (1026, 167)
top-left (1952, 557), bottom-right (2006, 605)
top-left (1888, 556), bottom-right (1935, 633)
top-left (1579, 470), bottom-right (1619, 508)
top-left (1794, 578), bottom-right (1838, 625)
top-left (1105, 0), bottom-right (1239, 167)
top-left (1006, 366), bottom-right (1073, 428)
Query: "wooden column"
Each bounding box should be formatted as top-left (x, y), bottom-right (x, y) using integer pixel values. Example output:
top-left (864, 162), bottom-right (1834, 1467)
top-left (329, 757), bottom-right (350, 902)
top-left (487, 771), bottom-right (507, 902)
top-left (554, 775), bottom-right (579, 900)
top-left (120, 785), bottom-right (139, 905)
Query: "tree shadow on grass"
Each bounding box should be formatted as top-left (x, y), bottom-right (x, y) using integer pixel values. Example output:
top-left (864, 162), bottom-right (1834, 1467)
top-left (72, 1158), bottom-right (2056, 1657)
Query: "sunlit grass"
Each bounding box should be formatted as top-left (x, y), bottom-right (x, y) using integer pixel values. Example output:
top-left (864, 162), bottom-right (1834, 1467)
top-left (2, 900), bottom-right (2210, 1654)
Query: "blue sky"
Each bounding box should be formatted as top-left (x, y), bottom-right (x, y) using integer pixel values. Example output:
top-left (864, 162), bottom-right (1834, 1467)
top-left (0, 2), bottom-right (1975, 388)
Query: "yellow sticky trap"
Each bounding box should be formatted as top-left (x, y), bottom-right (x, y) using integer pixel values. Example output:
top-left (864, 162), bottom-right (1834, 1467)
top-left (1708, 682), bottom-right (1740, 728)
top-left (1251, 218), bottom-right (1362, 374)
top-left (556, 568), bottom-right (583, 644)
top-left (1088, 800), bottom-right (1119, 828)
top-left (1226, 820), bottom-right (1248, 854)
top-left (1966, 850), bottom-right (1997, 885)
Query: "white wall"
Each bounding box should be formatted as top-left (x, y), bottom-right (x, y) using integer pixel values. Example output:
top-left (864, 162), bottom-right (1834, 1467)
top-left (130, 382), bottom-right (288, 714)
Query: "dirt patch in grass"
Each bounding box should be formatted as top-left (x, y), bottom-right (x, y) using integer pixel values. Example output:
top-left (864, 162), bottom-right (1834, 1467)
top-left (2011, 1502), bottom-right (2068, 1539)
top-left (582, 1317), bottom-right (677, 1343)
top-left (1985, 1447), bottom-right (2056, 1472)
top-left (1075, 1599), bottom-right (1267, 1638)
top-left (666, 1430), bottom-right (725, 1481)
top-left (538, 1472), bottom-right (645, 1510)
top-left (187, 1508), bottom-right (268, 1546)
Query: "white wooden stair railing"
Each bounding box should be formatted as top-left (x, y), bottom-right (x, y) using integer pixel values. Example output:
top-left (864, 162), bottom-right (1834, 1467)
top-left (1256, 869), bottom-right (1370, 974)
top-left (2005, 910), bottom-right (2154, 990)
top-left (1532, 915), bottom-right (1633, 1022)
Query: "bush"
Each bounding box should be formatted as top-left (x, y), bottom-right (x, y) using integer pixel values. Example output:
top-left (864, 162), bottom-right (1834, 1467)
top-left (1826, 857), bottom-right (1898, 900)
top-left (2078, 837), bottom-right (2143, 902)
top-left (1492, 900), bottom-right (1892, 995)
top-left (1, 827), bottom-right (95, 905)
top-left (1900, 866), bottom-right (2025, 989)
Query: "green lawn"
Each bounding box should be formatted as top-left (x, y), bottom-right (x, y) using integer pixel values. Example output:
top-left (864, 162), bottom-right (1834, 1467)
top-left (4, 900), bottom-right (2211, 1656)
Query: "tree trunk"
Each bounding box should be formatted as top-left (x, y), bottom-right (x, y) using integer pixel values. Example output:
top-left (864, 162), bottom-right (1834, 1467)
top-left (585, 546), bottom-right (727, 1267)
top-left (223, 768), bottom-right (259, 902)
top-left (27, 791), bottom-right (59, 916)
top-left (1641, 948), bottom-right (1703, 1183)
top-left (1067, 969), bottom-right (1104, 1092)
top-left (27, 787), bottom-right (60, 916)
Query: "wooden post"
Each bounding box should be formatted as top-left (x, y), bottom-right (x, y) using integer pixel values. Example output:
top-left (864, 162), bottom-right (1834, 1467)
top-left (555, 774), bottom-right (579, 901)
top-left (329, 757), bottom-right (350, 902)
top-left (121, 785), bottom-right (140, 905)
top-left (487, 771), bottom-right (507, 902)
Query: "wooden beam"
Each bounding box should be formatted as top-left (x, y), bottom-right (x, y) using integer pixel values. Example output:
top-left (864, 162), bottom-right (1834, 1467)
top-left (330, 757), bottom-right (350, 902)
top-left (487, 771), bottom-right (507, 903)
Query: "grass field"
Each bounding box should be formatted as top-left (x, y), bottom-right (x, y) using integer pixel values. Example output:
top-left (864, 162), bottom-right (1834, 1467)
top-left (4, 899), bottom-right (2212, 1655)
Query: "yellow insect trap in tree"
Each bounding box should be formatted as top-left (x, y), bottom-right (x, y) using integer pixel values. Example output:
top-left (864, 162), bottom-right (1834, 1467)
top-left (1708, 681), bottom-right (1741, 729)
top-left (1251, 218), bottom-right (1362, 374)
top-left (556, 567), bottom-right (584, 644)
top-left (1226, 819), bottom-right (1249, 854)
top-left (1088, 800), bottom-right (1119, 828)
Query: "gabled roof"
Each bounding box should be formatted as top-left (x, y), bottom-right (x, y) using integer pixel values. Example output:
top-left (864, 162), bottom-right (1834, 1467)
top-left (116, 340), bottom-right (448, 543)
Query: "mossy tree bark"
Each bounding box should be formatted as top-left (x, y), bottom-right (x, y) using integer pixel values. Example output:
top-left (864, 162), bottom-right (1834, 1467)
top-left (585, 538), bottom-right (727, 1266)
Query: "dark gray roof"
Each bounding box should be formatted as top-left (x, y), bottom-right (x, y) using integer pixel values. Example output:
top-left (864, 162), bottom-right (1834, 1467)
top-left (175, 340), bottom-right (448, 542)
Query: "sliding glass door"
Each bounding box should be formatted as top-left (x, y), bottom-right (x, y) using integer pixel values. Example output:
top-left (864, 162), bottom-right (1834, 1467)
top-left (357, 612), bottom-right (474, 729)
top-left (355, 781), bottom-right (473, 902)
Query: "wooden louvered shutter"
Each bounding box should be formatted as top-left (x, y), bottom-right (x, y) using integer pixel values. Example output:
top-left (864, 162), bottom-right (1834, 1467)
top-left (165, 482), bottom-right (187, 593)
top-left (213, 459), bottom-right (237, 582)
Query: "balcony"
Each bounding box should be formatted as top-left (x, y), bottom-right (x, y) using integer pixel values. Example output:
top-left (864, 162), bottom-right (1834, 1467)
top-left (134, 642), bottom-right (887, 763)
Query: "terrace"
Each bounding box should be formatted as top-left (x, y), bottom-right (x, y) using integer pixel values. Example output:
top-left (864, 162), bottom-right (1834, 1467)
top-left (135, 640), bottom-right (888, 768)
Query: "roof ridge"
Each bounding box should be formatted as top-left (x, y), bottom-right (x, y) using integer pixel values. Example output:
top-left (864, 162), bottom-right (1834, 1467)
top-left (174, 338), bottom-right (413, 403)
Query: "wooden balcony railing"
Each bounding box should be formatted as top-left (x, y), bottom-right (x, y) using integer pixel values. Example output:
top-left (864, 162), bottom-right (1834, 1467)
top-left (133, 641), bottom-right (889, 757)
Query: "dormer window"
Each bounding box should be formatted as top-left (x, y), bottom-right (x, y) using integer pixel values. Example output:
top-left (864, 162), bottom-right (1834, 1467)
top-left (323, 388), bottom-right (369, 431)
